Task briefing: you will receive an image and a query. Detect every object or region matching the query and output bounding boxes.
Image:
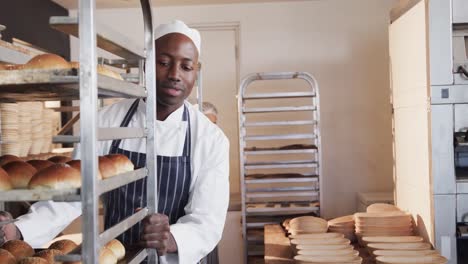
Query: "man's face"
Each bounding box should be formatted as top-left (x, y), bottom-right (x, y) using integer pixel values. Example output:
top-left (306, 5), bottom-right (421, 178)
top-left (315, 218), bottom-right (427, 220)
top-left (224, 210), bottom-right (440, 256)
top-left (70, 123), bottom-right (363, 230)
top-left (155, 33), bottom-right (199, 108)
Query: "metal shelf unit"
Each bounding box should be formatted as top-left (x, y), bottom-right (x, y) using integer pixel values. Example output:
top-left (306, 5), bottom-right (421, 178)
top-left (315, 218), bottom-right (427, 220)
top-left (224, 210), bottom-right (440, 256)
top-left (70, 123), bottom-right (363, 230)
top-left (0, 0), bottom-right (159, 263)
top-left (238, 72), bottom-right (322, 263)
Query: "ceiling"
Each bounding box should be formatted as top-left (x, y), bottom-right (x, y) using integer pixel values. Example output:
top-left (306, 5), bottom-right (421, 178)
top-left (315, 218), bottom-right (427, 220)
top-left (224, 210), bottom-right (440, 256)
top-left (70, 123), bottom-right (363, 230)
top-left (52, 0), bottom-right (304, 9)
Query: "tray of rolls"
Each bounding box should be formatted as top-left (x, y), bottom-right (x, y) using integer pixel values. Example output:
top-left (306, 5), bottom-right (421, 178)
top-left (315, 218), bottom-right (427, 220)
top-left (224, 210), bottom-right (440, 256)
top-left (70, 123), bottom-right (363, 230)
top-left (0, 53), bottom-right (143, 102)
top-left (0, 153), bottom-right (138, 201)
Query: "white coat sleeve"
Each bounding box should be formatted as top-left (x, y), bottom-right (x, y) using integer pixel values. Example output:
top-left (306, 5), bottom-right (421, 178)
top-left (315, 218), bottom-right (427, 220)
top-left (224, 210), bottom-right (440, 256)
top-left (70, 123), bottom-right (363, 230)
top-left (170, 133), bottom-right (230, 264)
top-left (15, 201), bottom-right (82, 247)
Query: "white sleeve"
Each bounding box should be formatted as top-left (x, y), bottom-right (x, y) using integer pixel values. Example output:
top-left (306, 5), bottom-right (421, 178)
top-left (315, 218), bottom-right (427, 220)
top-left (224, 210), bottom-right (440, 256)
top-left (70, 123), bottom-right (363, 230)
top-left (170, 134), bottom-right (230, 264)
top-left (15, 201), bottom-right (82, 248)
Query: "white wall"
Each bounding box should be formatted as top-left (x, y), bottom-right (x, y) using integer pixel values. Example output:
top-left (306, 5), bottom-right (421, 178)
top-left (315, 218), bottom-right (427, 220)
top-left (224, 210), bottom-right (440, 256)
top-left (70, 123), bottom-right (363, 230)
top-left (71, 0), bottom-right (397, 218)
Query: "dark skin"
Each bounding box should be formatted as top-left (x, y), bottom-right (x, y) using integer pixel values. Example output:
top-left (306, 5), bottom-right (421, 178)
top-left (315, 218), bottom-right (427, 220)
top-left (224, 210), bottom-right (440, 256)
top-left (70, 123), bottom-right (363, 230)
top-left (0, 33), bottom-right (199, 256)
top-left (139, 33), bottom-right (199, 256)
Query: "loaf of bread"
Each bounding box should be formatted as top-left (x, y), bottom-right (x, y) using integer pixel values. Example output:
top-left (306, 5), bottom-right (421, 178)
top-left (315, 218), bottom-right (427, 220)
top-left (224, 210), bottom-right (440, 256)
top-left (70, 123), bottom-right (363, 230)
top-left (17, 257), bottom-right (48, 264)
top-left (34, 249), bottom-right (63, 263)
top-left (27, 160), bottom-right (55, 172)
top-left (99, 247), bottom-right (118, 264)
top-left (0, 248), bottom-right (16, 264)
top-left (23, 54), bottom-right (71, 70)
top-left (48, 155), bottom-right (72, 164)
top-left (0, 167), bottom-right (12, 191)
top-left (98, 156), bottom-right (118, 179)
top-left (66, 160), bottom-right (103, 180)
top-left (105, 154), bottom-right (134, 175)
top-left (3, 161), bottom-right (37, 189)
top-left (0, 155), bottom-right (21, 167)
top-left (1, 240), bottom-right (34, 260)
top-left (104, 239), bottom-right (125, 260)
top-left (48, 239), bottom-right (77, 254)
top-left (28, 164), bottom-right (81, 189)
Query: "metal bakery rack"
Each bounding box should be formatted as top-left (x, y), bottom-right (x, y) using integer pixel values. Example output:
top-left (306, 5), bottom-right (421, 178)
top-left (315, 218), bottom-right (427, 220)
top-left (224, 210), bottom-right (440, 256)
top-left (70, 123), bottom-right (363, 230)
top-left (0, 0), bottom-right (160, 263)
top-left (238, 72), bottom-right (322, 263)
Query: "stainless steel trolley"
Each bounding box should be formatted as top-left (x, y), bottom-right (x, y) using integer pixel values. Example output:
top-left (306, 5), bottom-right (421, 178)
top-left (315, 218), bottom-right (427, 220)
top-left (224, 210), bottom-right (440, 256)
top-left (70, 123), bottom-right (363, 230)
top-left (0, 0), bottom-right (160, 263)
top-left (238, 72), bottom-right (322, 263)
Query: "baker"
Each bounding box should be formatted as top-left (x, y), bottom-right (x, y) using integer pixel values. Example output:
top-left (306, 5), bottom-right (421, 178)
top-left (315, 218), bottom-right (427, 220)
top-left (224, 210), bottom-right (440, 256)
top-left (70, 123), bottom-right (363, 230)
top-left (0, 20), bottom-right (230, 264)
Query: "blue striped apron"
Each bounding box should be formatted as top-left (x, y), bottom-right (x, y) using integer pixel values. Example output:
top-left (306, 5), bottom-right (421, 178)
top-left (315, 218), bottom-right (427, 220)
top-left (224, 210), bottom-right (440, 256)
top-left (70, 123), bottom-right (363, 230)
top-left (104, 99), bottom-right (192, 249)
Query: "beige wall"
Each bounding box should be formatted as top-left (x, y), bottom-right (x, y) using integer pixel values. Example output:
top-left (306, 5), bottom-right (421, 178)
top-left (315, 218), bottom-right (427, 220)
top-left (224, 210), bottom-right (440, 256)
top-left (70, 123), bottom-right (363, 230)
top-left (70, 0), bottom-right (397, 218)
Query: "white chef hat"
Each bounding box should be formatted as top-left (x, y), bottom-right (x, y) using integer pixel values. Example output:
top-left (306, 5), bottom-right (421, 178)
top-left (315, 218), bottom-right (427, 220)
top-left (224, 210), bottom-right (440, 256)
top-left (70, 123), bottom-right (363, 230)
top-left (154, 20), bottom-right (201, 55)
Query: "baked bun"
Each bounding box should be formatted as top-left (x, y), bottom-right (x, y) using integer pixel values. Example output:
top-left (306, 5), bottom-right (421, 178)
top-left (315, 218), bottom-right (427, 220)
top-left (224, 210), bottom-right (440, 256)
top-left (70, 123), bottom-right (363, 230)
top-left (105, 154), bottom-right (134, 175)
top-left (48, 155), bottom-right (72, 164)
top-left (17, 257), bottom-right (48, 264)
top-left (0, 155), bottom-right (21, 167)
top-left (48, 239), bottom-right (77, 254)
top-left (69, 61), bottom-right (79, 68)
top-left (98, 156), bottom-right (117, 179)
top-left (3, 161), bottom-right (37, 188)
top-left (0, 167), bottom-right (13, 191)
top-left (99, 247), bottom-right (118, 264)
top-left (28, 164), bottom-right (81, 189)
top-left (1, 240), bottom-right (34, 260)
top-left (24, 54), bottom-right (70, 70)
top-left (27, 160), bottom-right (55, 171)
top-left (34, 249), bottom-right (63, 263)
top-left (97, 65), bottom-right (123, 80)
top-left (104, 239), bottom-right (125, 260)
top-left (0, 248), bottom-right (16, 264)
top-left (67, 159), bottom-right (103, 180)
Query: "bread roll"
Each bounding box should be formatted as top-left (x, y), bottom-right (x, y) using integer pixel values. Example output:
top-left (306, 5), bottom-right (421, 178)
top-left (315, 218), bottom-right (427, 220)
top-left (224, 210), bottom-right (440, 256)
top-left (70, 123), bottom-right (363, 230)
top-left (23, 54), bottom-right (71, 70)
top-left (1, 240), bottom-right (34, 260)
top-left (28, 164), bottom-right (81, 189)
top-left (3, 161), bottom-right (37, 188)
top-left (0, 248), bottom-right (16, 264)
top-left (69, 61), bottom-right (79, 68)
top-left (48, 239), bottom-right (77, 254)
top-left (17, 257), bottom-right (48, 264)
top-left (0, 155), bottom-right (21, 167)
top-left (48, 155), bottom-right (72, 164)
top-left (27, 160), bottom-right (55, 172)
top-left (98, 156), bottom-right (118, 179)
top-left (105, 154), bottom-right (134, 175)
top-left (0, 64), bottom-right (7, 70)
top-left (104, 239), bottom-right (125, 260)
top-left (0, 167), bottom-right (13, 191)
top-left (66, 160), bottom-right (103, 180)
top-left (99, 247), bottom-right (118, 264)
top-left (34, 249), bottom-right (63, 263)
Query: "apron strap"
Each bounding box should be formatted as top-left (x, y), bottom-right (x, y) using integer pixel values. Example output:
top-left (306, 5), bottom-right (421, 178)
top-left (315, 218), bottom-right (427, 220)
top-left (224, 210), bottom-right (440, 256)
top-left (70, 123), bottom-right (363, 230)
top-left (109, 99), bottom-right (141, 152)
top-left (182, 105), bottom-right (191, 157)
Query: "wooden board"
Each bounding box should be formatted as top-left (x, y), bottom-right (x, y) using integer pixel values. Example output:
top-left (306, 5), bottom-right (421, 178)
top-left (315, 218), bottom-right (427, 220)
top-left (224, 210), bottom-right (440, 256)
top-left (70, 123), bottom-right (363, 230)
top-left (264, 224), bottom-right (293, 264)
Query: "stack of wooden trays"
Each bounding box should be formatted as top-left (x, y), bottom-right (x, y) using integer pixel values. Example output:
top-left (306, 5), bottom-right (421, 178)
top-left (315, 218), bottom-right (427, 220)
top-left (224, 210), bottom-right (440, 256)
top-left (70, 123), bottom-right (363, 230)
top-left (288, 216), bottom-right (328, 236)
top-left (29, 102), bottom-right (44, 155)
top-left (328, 215), bottom-right (356, 242)
top-left (0, 103), bottom-right (20, 156)
top-left (18, 102), bottom-right (32, 157)
top-left (354, 211), bottom-right (414, 244)
top-left (41, 108), bottom-right (55, 153)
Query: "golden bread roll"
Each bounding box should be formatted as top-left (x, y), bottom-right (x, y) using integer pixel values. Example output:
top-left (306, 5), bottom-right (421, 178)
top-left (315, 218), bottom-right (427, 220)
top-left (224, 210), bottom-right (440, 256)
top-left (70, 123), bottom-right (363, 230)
top-left (48, 239), bottom-right (78, 254)
top-left (27, 160), bottom-right (55, 172)
top-left (34, 249), bottom-right (63, 263)
top-left (48, 155), bottom-right (72, 164)
top-left (28, 164), bottom-right (81, 189)
top-left (0, 248), bottom-right (16, 264)
top-left (23, 54), bottom-right (70, 70)
top-left (97, 65), bottom-right (123, 81)
top-left (3, 161), bottom-right (37, 189)
top-left (0, 64), bottom-right (7, 70)
top-left (99, 247), bottom-right (118, 264)
top-left (98, 156), bottom-right (118, 179)
top-left (66, 160), bottom-right (103, 180)
top-left (0, 167), bottom-right (13, 191)
top-left (105, 154), bottom-right (134, 175)
top-left (0, 155), bottom-right (21, 167)
top-left (1, 240), bottom-right (34, 260)
top-left (69, 61), bottom-right (79, 68)
top-left (104, 239), bottom-right (125, 260)
top-left (17, 257), bottom-right (48, 264)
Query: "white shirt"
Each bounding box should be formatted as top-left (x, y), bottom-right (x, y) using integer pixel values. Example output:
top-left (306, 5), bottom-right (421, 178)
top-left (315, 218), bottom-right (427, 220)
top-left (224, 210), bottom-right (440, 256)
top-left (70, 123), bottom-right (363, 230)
top-left (16, 99), bottom-right (230, 264)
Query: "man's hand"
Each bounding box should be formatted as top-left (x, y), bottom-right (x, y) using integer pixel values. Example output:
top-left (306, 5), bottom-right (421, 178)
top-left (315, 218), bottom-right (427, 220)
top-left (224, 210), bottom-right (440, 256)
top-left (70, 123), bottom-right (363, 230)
top-left (140, 214), bottom-right (177, 256)
top-left (0, 211), bottom-right (21, 245)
